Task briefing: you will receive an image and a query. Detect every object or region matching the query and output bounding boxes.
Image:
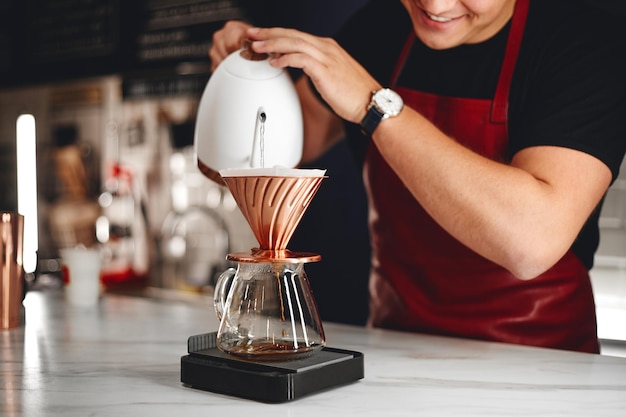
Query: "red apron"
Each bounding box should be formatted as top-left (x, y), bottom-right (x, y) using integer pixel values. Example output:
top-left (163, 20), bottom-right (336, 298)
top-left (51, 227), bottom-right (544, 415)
top-left (365, 0), bottom-right (599, 353)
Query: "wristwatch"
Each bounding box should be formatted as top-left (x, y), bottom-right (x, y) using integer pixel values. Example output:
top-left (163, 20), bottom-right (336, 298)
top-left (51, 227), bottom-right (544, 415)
top-left (360, 88), bottom-right (404, 136)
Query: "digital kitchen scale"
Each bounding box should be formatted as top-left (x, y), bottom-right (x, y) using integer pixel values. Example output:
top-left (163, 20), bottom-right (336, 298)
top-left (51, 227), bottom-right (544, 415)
top-left (180, 332), bottom-right (364, 403)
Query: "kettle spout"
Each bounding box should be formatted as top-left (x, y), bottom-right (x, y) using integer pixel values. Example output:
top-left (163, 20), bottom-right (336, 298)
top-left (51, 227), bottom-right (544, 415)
top-left (250, 107), bottom-right (267, 168)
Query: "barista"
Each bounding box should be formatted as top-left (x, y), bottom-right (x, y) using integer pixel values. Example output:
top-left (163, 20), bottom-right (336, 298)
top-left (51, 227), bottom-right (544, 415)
top-left (209, 0), bottom-right (626, 353)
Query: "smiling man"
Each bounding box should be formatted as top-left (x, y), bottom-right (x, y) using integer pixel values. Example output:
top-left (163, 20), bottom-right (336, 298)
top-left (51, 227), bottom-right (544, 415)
top-left (401, 0), bottom-right (516, 47)
top-left (209, 0), bottom-right (626, 353)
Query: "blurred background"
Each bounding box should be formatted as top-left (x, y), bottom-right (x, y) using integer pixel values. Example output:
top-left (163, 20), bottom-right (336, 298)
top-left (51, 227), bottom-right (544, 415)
top-left (0, 0), bottom-right (370, 325)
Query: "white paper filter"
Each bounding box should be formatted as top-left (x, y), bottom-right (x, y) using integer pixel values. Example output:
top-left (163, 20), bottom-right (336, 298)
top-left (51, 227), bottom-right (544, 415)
top-left (219, 167), bottom-right (327, 177)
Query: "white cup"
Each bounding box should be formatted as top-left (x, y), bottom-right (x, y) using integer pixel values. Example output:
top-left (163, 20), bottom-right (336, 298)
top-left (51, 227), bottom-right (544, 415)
top-left (60, 247), bottom-right (102, 308)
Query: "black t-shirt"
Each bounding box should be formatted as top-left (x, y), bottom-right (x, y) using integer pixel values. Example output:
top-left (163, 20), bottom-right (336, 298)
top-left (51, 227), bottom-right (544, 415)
top-left (333, 0), bottom-right (626, 269)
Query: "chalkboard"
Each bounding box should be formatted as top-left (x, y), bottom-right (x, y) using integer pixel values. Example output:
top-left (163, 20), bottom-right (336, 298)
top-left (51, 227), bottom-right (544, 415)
top-left (0, 0), bottom-right (247, 91)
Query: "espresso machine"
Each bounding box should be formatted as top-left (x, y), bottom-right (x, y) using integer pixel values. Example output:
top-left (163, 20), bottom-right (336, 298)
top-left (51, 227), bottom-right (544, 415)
top-left (180, 42), bottom-right (363, 402)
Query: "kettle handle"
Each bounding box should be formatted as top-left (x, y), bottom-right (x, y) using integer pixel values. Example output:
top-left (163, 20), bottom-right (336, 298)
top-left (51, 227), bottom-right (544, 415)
top-left (213, 267), bottom-right (236, 320)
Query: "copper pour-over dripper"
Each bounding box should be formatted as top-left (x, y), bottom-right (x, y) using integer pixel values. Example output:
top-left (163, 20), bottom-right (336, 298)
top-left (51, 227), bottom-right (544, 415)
top-left (221, 174), bottom-right (325, 262)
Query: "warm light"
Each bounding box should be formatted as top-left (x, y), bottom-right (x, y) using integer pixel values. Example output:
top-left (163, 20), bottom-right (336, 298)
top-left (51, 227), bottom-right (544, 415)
top-left (95, 215), bottom-right (110, 243)
top-left (16, 114), bottom-right (38, 274)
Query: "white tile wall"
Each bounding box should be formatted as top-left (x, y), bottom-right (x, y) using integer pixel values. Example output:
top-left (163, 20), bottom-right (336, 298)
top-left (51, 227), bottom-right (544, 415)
top-left (592, 159), bottom-right (626, 357)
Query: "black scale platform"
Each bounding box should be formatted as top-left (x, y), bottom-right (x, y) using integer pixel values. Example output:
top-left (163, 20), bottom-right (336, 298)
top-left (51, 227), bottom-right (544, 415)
top-left (180, 332), bottom-right (364, 403)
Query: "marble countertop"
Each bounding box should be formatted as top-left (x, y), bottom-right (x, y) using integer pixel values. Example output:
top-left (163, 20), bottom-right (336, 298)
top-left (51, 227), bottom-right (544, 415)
top-left (2, 290), bottom-right (625, 417)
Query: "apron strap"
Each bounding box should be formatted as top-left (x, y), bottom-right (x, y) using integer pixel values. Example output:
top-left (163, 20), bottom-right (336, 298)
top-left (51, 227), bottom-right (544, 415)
top-left (491, 0), bottom-right (530, 124)
top-left (390, 34), bottom-right (415, 88)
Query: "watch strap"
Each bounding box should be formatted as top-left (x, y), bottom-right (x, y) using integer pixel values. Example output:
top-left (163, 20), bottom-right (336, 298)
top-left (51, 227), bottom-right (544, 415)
top-left (360, 106), bottom-right (385, 137)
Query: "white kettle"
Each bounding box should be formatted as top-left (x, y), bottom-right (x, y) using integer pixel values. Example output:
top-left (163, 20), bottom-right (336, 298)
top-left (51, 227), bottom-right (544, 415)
top-left (194, 41), bottom-right (303, 184)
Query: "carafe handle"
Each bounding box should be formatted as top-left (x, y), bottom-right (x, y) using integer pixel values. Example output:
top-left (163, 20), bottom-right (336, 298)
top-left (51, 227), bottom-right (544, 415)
top-left (213, 267), bottom-right (236, 320)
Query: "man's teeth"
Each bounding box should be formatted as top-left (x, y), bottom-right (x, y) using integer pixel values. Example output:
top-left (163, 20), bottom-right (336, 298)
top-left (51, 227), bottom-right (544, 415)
top-left (427, 13), bottom-right (454, 23)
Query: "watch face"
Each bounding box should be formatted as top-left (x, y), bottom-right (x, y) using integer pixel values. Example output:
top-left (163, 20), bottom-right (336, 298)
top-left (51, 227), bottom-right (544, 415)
top-left (373, 89), bottom-right (403, 117)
